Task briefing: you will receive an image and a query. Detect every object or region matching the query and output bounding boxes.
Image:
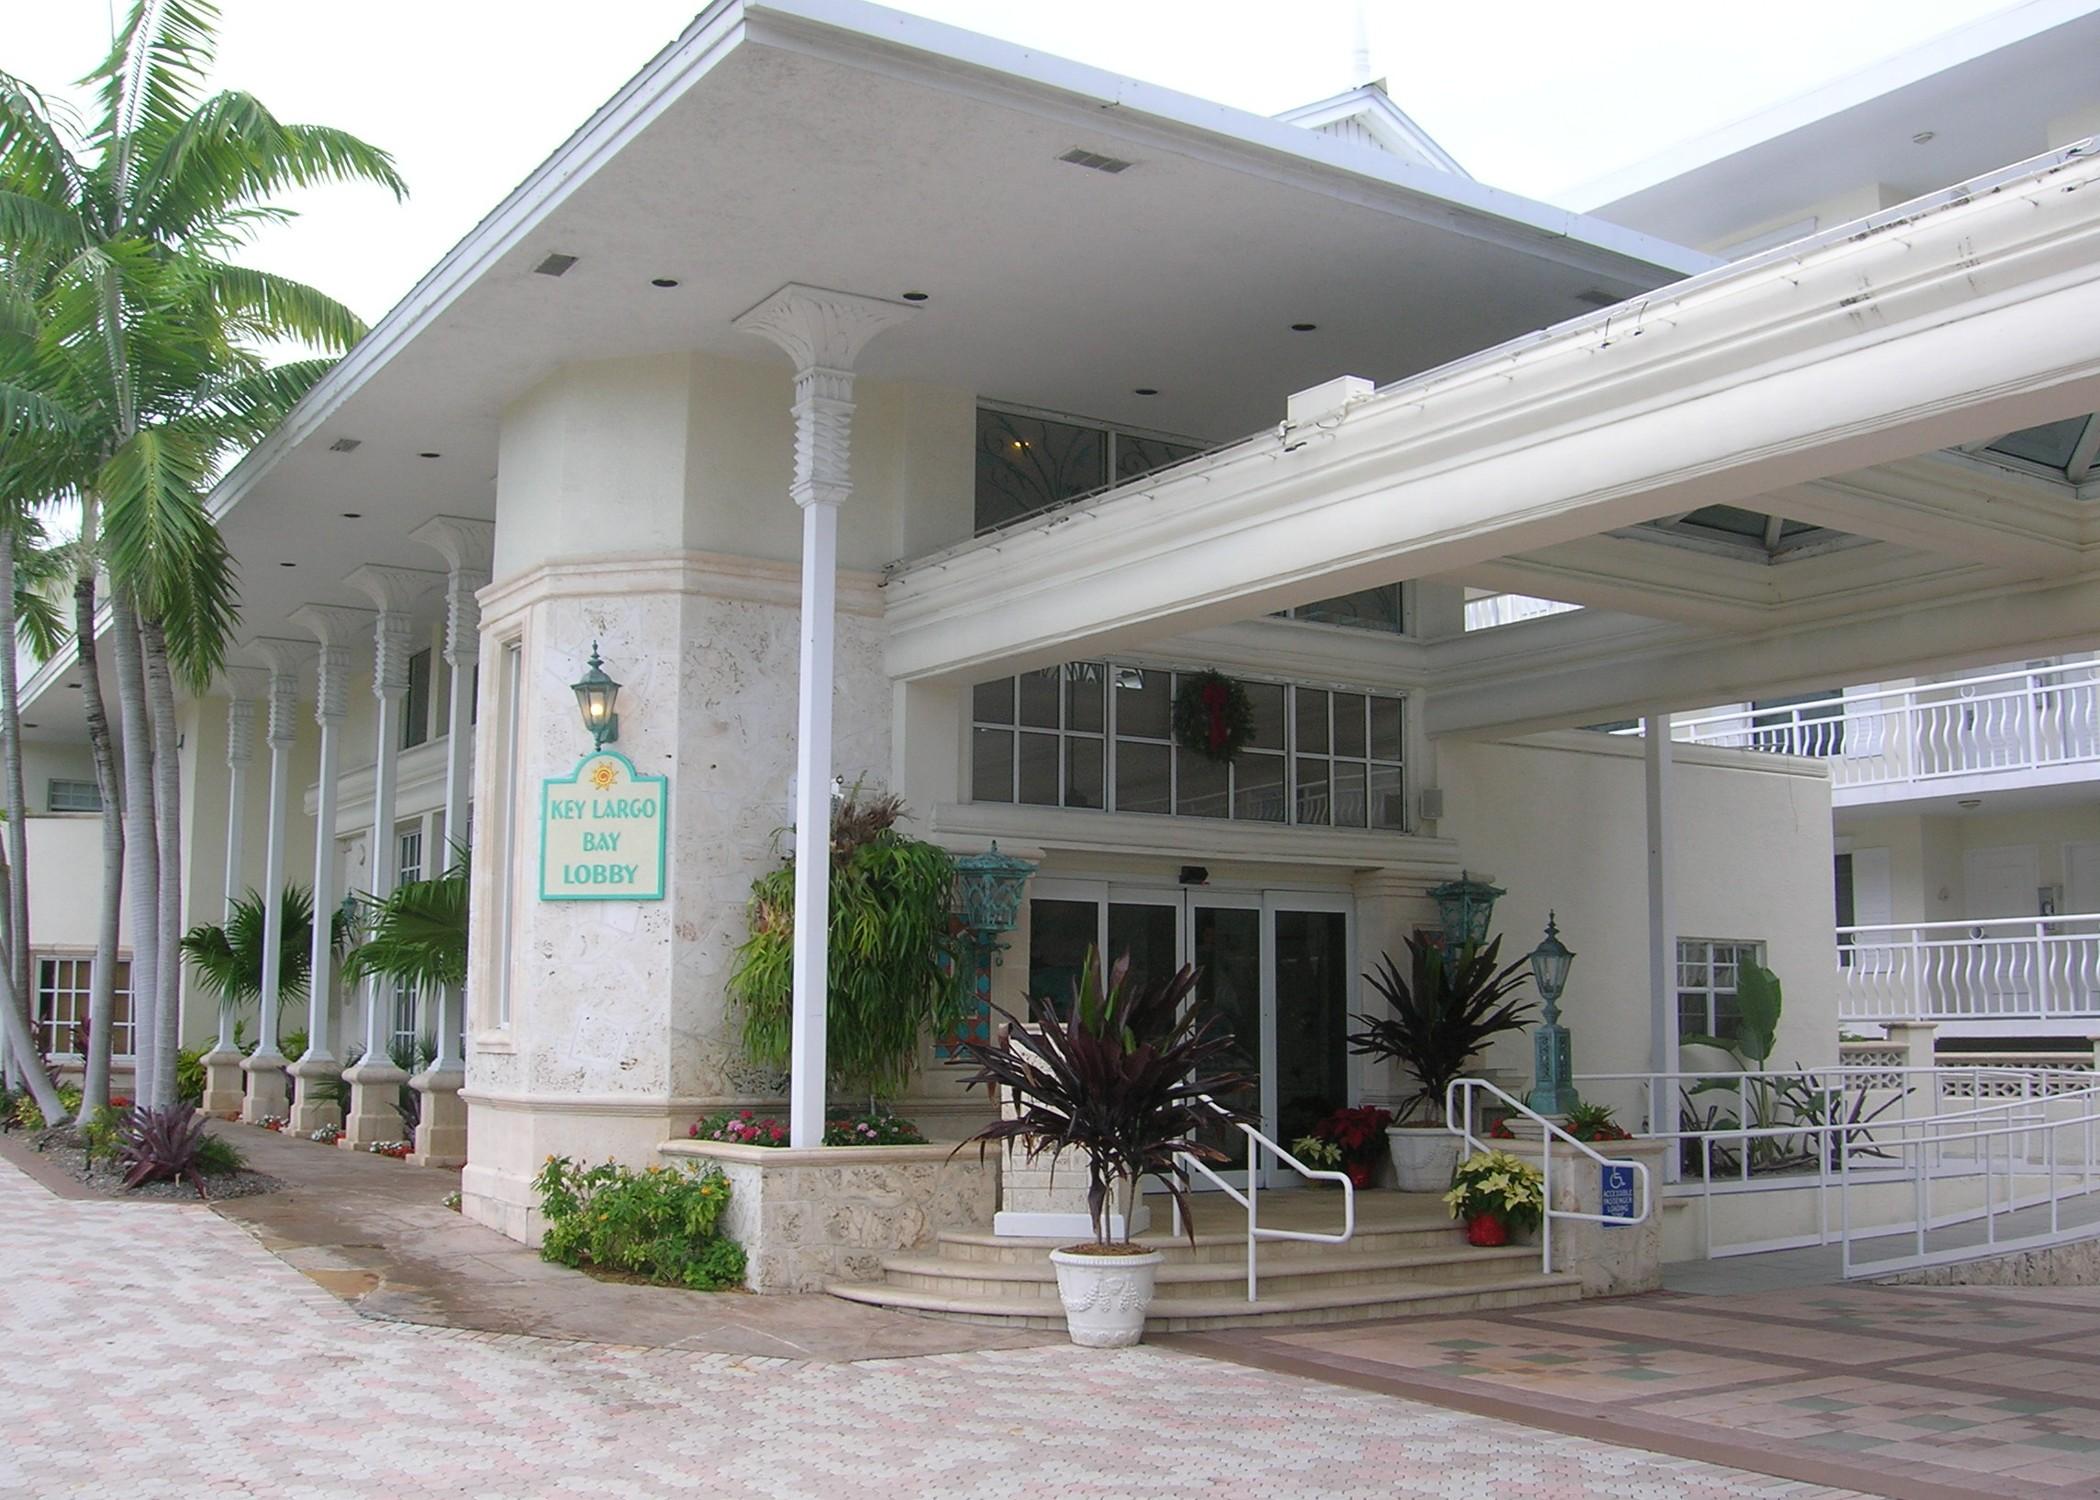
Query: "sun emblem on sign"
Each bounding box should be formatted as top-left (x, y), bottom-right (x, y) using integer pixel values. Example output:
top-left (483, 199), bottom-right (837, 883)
top-left (588, 760), bottom-right (620, 792)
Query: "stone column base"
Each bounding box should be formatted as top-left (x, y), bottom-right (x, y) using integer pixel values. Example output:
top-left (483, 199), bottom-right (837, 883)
top-left (1499, 1135), bottom-right (1669, 1296)
top-left (238, 1052), bottom-right (289, 1123)
top-left (337, 1061), bottom-right (409, 1148)
top-left (199, 1050), bottom-right (247, 1117)
top-left (407, 1068), bottom-right (467, 1167)
top-left (286, 1056), bottom-right (344, 1135)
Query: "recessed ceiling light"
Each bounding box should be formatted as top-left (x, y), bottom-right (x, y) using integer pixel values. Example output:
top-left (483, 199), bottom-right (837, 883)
top-left (1957, 796), bottom-right (1982, 808)
top-left (1912, 129), bottom-right (1937, 145)
top-left (341, 511), bottom-right (363, 519)
top-left (66, 682), bottom-right (78, 689)
top-left (901, 290), bottom-right (929, 302)
top-left (20, 723), bottom-right (34, 730)
top-left (328, 437), bottom-right (362, 453)
top-left (279, 561), bottom-right (298, 568)
top-left (650, 277), bottom-right (679, 288)
top-left (1290, 322), bottom-right (1317, 332)
top-left (418, 451), bottom-right (441, 459)
top-left (534, 252), bottom-right (579, 277)
top-left (1133, 387), bottom-right (1158, 396)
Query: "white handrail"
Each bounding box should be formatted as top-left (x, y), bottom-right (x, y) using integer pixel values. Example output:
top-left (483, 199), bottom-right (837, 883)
top-left (1446, 1078), bottom-right (1651, 1276)
top-left (1172, 1094), bottom-right (1356, 1302)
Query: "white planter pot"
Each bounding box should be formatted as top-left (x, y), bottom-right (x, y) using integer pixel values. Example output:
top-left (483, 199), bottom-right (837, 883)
top-left (1387, 1125), bottom-right (1462, 1192)
top-left (1048, 1248), bottom-right (1164, 1347)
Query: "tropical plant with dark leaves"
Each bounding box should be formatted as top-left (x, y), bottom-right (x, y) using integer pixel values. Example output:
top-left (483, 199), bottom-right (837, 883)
top-left (954, 948), bottom-right (1252, 1247)
top-left (1347, 935), bottom-right (1536, 1124)
top-left (117, 1103), bottom-right (213, 1197)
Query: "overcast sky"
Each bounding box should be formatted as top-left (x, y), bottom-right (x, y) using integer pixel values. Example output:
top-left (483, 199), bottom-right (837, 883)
top-left (11, 0), bottom-right (2024, 327)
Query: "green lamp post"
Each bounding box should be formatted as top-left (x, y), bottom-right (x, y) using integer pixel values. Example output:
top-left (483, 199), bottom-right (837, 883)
top-left (1429, 871), bottom-right (1505, 952)
top-left (570, 641), bottom-right (621, 749)
top-left (949, 842), bottom-right (1038, 1055)
top-left (1525, 912), bottom-right (1581, 1116)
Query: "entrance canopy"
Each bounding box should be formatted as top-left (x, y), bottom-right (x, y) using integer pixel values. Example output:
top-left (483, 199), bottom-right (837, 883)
top-left (886, 143), bottom-right (2100, 736)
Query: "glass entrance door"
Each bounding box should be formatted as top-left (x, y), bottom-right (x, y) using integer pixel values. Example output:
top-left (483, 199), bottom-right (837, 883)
top-left (1025, 880), bottom-right (1354, 1188)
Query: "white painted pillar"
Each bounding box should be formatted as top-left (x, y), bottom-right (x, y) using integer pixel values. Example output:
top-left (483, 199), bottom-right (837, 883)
top-left (240, 642), bottom-right (310, 1123)
top-left (340, 567), bottom-right (443, 1148)
top-left (1644, 714), bottom-right (1678, 1151)
top-left (408, 518), bottom-right (492, 1167)
top-left (286, 606), bottom-right (369, 1134)
top-left (734, 284), bottom-right (916, 1148)
top-left (200, 668), bottom-right (265, 1115)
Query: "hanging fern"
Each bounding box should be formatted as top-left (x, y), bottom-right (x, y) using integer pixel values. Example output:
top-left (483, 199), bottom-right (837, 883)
top-left (728, 791), bottom-right (967, 1100)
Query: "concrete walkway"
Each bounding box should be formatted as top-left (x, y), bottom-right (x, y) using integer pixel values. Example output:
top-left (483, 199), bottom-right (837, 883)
top-left (0, 1147), bottom-right (1848, 1499)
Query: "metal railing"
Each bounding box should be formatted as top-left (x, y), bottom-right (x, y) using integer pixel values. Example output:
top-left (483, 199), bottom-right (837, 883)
top-left (1172, 1095), bottom-right (1356, 1301)
top-left (1613, 661), bottom-right (2100, 790)
top-left (1446, 1078), bottom-right (1650, 1276)
top-left (1837, 914), bottom-right (2100, 1024)
top-left (1577, 1064), bottom-right (2100, 1272)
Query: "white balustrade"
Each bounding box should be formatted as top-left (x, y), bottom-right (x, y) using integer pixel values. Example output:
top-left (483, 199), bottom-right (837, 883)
top-left (1836, 914), bottom-right (2100, 1024)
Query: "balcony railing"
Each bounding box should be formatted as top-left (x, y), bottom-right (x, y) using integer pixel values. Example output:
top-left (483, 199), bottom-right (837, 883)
top-left (1837, 914), bottom-right (2100, 1025)
top-left (1620, 662), bottom-right (2100, 791)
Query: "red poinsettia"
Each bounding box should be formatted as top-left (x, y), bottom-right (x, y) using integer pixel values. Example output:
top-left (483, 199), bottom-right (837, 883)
top-left (1311, 1105), bottom-right (1393, 1186)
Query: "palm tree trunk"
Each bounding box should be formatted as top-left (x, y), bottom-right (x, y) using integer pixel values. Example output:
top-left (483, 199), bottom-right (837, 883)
top-left (139, 615), bottom-right (184, 1109)
top-left (0, 920), bottom-right (66, 1126)
top-left (110, 591), bottom-right (159, 1107)
top-left (75, 573), bottom-right (123, 1114)
top-left (0, 525), bottom-right (34, 1085)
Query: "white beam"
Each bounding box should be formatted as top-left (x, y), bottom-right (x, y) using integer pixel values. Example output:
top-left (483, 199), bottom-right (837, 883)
top-left (885, 146), bottom-right (2100, 683)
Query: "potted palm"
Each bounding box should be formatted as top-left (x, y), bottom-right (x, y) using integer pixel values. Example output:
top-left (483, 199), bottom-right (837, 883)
top-left (956, 948), bottom-right (1250, 1348)
top-left (1347, 934), bottom-right (1535, 1190)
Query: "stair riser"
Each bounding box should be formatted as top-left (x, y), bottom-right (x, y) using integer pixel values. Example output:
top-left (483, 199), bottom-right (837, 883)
top-left (886, 1256), bottom-right (1545, 1302)
top-left (862, 1280), bottom-right (1581, 1332)
top-left (938, 1227), bottom-right (1467, 1265)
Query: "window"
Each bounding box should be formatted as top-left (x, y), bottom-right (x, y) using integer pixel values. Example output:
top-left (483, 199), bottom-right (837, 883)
top-left (971, 662), bottom-right (1405, 830)
top-left (397, 825), bottom-right (424, 887)
top-left (403, 648), bottom-right (432, 750)
top-left (1678, 938), bottom-right (1763, 1044)
top-left (36, 955), bottom-right (133, 1056)
top-left (1277, 584), bottom-right (1407, 636)
top-left (974, 406), bottom-right (1200, 533)
top-left (47, 778), bottom-right (101, 813)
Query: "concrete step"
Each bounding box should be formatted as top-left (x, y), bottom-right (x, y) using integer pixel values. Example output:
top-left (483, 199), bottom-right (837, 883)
top-left (828, 1270), bottom-right (1583, 1331)
top-left (932, 1218), bottom-right (1462, 1265)
top-left (877, 1244), bottom-right (1548, 1304)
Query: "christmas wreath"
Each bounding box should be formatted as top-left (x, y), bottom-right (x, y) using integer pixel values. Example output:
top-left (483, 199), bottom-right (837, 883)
top-left (1172, 670), bottom-right (1255, 764)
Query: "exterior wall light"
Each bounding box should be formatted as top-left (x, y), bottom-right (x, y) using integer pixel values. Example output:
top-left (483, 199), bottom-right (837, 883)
top-left (1430, 871), bottom-right (1505, 952)
top-left (571, 642), bottom-right (621, 749)
top-left (1525, 912), bottom-right (1580, 1117)
top-left (948, 841), bottom-right (1039, 1056)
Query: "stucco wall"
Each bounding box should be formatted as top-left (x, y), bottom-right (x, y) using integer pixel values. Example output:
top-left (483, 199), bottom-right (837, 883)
top-left (1839, 803), bottom-right (2100, 923)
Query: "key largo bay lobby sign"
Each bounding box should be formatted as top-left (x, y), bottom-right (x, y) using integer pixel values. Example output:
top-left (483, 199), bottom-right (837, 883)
top-left (541, 751), bottom-right (668, 900)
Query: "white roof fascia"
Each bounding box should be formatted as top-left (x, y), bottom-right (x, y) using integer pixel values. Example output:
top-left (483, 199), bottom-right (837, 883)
top-left (1564, 0), bottom-right (2100, 212)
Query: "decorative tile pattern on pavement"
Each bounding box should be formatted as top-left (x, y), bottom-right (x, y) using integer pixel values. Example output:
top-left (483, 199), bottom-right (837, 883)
top-left (0, 1157), bottom-right (1845, 1499)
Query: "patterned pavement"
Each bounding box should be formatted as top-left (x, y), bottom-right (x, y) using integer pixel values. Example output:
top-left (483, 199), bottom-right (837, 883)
top-left (1176, 1283), bottom-right (2100, 1498)
top-left (0, 1156), bottom-right (1846, 1500)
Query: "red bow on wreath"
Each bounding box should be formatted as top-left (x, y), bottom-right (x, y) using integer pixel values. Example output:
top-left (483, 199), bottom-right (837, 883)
top-left (1201, 680), bottom-right (1231, 752)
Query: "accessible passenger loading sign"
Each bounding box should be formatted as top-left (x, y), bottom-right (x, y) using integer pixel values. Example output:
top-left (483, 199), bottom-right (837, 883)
top-left (540, 750), bottom-right (668, 901)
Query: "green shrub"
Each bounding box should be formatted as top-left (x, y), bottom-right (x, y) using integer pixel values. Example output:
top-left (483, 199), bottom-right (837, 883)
top-left (531, 1156), bottom-right (746, 1291)
top-left (82, 1105), bottom-right (126, 1163)
top-left (175, 1047), bottom-right (206, 1106)
top-left (11, 1085), bottom-right (82, 1132)
top-left (195, 1133), bottom-right (245, 1177)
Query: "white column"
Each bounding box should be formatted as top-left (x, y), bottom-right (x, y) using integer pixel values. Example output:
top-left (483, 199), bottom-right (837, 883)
top-left (1644, 715), bottom-right (1678, 1147)
top-left (286, 607), bottom-right (369, 1134)
top-left (408, 518), bottom-right (492, 1167)
top-left (240, 643), bottom-right (310, 1123)
top-left (339, 567), bottom-right (441, 1147)
top-left (200, 668), bottom-right (266, 1115)
top-left (734, 284), bottom-right (916, 1147)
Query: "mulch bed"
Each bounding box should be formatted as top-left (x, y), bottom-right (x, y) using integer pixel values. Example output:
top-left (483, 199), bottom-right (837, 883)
top-left (19, 1127), bottom-right (284, 1202)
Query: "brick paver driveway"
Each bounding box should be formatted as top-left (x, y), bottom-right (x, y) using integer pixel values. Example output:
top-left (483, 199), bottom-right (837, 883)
top-left (0, 1157), bottom-right (1845, 1500)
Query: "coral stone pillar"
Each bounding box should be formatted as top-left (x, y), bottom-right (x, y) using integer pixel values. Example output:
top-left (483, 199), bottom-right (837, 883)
top-left (200, 668), bottom-right (266, 1116)
top-left (409, 518), bottom-right (492, 1168)
top-left (340, 567), bottom-right (442, 1149)
top-left (733, 283), bottom-right (916, 1147)
top-left (241, 642), bottom-right (310, 1123)
top-left (287, 607), bottom-right (371, 1134)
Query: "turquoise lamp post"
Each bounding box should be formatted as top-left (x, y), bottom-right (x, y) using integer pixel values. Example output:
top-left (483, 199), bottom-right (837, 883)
top-left (1430, 871), bottom-right (1505, 952)
top-left (1525, 913), bottom-right (1581, 1116)
top-left (950, 842), bottom-right (1038, 1054)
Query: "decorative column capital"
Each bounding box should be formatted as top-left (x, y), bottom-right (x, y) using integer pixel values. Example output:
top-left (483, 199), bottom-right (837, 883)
top-left (733, 284), bottom-right (917, 509)
top-left (289, 605), bottom-right (375, 725)
top-left (345, 566), bottom-right (441, 699)
top-left (250, 638), bottom-right (312, 748)
top-left (220, 665), bottom-right (268, 769)
top-left (409, 519), bottom-right (495, 666)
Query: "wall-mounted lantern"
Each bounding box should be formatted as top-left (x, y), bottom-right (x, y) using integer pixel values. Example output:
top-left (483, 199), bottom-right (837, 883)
top-left (1430, 870), bottom-right (1505, 952)
top-left (1525, 912), bottom-right (1580, 1117)
top-left (948, 841), bottom-right (1038, 1056)
top-left (571, 642), bottom-right (621, 749)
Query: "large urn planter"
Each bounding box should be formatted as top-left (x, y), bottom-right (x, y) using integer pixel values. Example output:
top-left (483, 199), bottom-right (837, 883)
top-left (1049, 1247), bottom-right (1165, 1347)
top-left (1387, 1124), bottom-right (1462, 1192)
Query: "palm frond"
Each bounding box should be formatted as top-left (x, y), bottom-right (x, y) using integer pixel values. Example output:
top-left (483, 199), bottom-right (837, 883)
top-left (344, 861), bottom-right (469, 993)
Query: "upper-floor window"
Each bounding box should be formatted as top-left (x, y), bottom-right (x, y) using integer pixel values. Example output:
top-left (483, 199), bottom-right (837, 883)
top-left (47, 778), bottom-right (101, 813)
top-left (1277, 585), bottom-right (1406, 636)
top-left (403, 649), bottom-right (432, 750)
top-left (975, 406), bottom-right (1200, 533)
top-left (970, 662), bottom-right (1405, 830)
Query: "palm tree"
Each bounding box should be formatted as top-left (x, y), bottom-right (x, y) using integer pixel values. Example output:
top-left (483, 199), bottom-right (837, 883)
top-left (344, 851), bottom-right (471, 997)
top-left (0, 0), bottom-right (404, 1106)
